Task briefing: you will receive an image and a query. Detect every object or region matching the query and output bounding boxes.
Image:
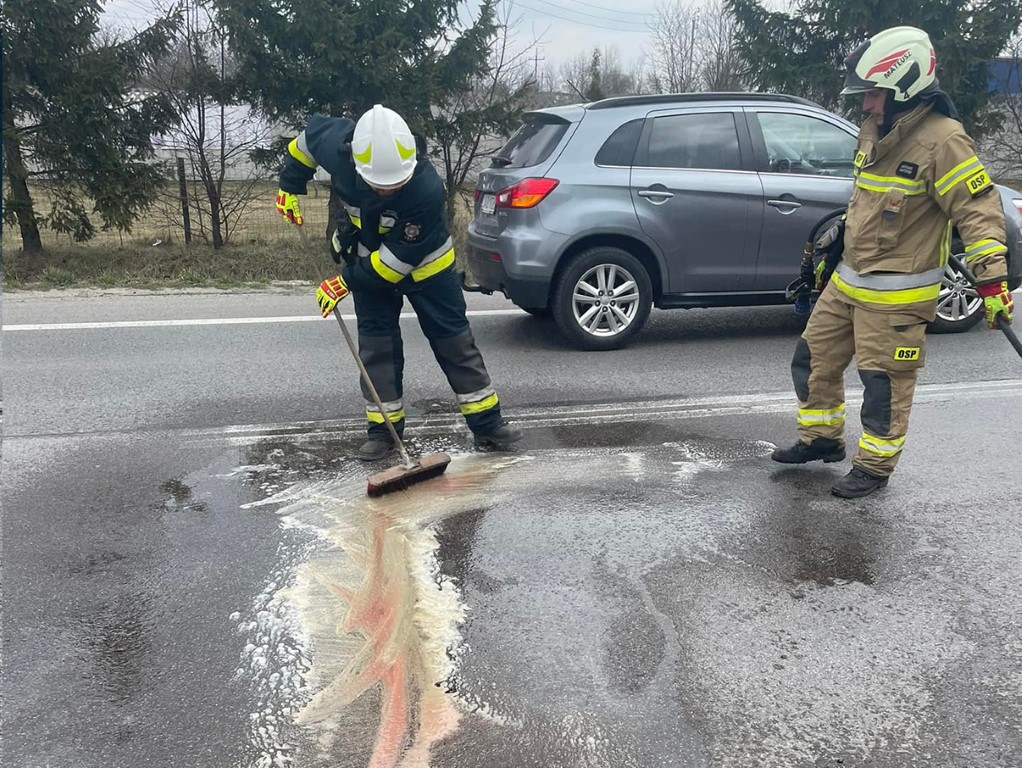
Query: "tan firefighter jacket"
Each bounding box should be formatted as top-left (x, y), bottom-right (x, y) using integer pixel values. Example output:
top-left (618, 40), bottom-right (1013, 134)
top-left (835, 101), bottom-right (1009, 319)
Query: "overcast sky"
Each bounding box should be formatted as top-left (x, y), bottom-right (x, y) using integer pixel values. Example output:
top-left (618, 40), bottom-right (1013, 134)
top-left (497, 0), bottom-right (664, 68)
top-left (101, 0), bottom-right (671, 70)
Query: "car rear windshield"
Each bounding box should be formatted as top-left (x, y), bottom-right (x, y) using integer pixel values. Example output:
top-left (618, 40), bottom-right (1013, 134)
top-left (494, 120), bottom-right (568, 168)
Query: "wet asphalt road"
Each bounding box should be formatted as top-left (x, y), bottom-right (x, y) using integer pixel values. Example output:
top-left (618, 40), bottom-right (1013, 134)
top-left (3, 289), bottom-right (1022, 768)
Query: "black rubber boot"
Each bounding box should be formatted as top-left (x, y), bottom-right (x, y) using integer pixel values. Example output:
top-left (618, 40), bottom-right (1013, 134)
top-left (357, 438), bottom-right (395, 462)
top-left (831, 466), bottom-right (889, 499)
top-left (474, 422), bottom-right (523, 450)
top-left (771, 438), bottom-right (845, 464)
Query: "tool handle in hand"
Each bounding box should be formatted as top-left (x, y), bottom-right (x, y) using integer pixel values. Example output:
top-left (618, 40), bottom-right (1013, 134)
top-left (332, 307), bottom-right (414, 468)
top-left (947, 253), bottom-right (1021, 359)
top-left (998, 315), bottom-right (1022, 357)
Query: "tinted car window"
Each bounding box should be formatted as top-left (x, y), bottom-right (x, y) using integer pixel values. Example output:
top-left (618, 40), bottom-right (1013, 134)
top-left (758, 112), bottom-right (856, 177)
top-left (495, 121), bottom-right (568, 168)
top-left (595, 119), bottom-right (643, 166)
top-left (646, 113), bottom-right (741, 170)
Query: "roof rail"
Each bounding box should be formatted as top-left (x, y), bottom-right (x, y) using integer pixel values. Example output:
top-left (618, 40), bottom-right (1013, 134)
top-left (586, 92), bottom-right (820, 110)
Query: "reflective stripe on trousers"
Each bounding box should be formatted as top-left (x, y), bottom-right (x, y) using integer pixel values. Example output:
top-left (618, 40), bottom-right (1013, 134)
top-left (352, 268), bottom-right (502, 437)
top-left (792, 285), bottom-right (923, 477)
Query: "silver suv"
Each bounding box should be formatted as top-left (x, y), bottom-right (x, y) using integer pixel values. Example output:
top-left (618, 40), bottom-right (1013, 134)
top-left (466, 93), bottom-right (1022, 350)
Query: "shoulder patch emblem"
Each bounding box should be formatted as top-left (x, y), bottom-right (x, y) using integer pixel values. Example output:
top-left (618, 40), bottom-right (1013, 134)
top-left (403, 223), bottom-right (421, 241)
top-left (896, 161), bottom-right (919, 179)
top-left (965, 169), bottom-right (992, 197)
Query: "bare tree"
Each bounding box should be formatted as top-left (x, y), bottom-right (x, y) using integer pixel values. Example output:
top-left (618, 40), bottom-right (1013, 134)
top-left (560, 50), bottom-right (593, 100)
top-left (980, 35), bottom-right (1022, 185)
top-left (647, 0), bottom-right (745, 92)
top-left (559, 46), bottom-right (639, 100)
top-left (425, 1), bottom-right (539, 224)
top-left (148, 0), bottom-right (271, 248)
top-left (648, 1), bottom-right (701, 93)
top-left (699, 0), bottom-right (745, 91)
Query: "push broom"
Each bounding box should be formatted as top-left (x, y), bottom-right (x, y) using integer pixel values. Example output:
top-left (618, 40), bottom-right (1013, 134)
top-left (331, 307), bottom-right (451, 496)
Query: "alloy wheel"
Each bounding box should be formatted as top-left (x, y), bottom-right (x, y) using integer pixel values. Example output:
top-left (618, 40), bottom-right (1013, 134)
top-left (571, 263), bottom-right (641, 337)
top-left (936, 262), bottom-right (982, 325)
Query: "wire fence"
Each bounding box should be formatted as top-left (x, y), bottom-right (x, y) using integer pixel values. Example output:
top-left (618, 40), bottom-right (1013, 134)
top-left (1, 177), bottom-right (337, 251)
top-left (2, 175), bottom-right (477, 254)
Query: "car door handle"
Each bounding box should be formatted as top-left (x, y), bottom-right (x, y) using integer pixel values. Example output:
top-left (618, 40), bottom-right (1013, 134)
top-left (638, 189), bottom-right (674, 201)
top-left (767, 199), bottom-right (803, 211)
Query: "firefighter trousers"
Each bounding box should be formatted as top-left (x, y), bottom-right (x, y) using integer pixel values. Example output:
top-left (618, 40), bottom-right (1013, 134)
top-left (790, 284), bottom-right (928, 477)
top-left (351, 268), bottom-right (502, 441)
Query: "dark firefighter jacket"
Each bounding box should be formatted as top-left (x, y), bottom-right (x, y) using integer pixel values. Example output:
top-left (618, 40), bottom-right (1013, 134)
top-left (278, 114), bottom-right (455, 291)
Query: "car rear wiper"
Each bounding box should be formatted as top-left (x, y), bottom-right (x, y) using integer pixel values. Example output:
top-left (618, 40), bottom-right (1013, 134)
top-left (490, 155), bottom-right (513, 167)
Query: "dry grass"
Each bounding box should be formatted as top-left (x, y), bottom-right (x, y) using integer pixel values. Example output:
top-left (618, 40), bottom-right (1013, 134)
top-left (3, 180), bottom-right (476, 290)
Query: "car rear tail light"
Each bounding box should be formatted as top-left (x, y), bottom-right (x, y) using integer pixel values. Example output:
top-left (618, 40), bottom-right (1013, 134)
top-left (1013, 198), bottom-right (1022, 217)
top-left (473, 188), bottom-right (482, 203)
top-left (495, 178), bottom-right (559, 209)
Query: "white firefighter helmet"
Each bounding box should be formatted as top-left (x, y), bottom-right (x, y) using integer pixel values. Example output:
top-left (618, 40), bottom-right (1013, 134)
top-left (351, 104), bottom-right (418, 188)
top-left (841, 26), bottom-right (937, 102)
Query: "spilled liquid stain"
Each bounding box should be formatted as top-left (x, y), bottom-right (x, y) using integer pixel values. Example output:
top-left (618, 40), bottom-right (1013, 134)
top-left (252, 454), bottom-right (520, 767)
top-left (228, 431), bottom-right (921, 767)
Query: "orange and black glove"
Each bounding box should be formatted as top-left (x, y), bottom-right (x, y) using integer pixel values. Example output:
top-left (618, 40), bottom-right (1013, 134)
top-left (316, 275), bottom-right (350, 318)
top-left (976, 281), bottom-right (1014, 328)
top-left (275, 189), bottom-right (304, 226)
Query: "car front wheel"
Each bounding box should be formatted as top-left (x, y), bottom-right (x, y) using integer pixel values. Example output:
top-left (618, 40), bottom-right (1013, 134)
top-left (929, 251), bottom-right (984, 334)
top-left (551, 247), bottom-right (653, 351)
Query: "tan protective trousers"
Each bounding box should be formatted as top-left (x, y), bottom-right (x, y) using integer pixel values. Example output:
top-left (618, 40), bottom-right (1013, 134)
top-left (790, 284), bottom-right (928, 477)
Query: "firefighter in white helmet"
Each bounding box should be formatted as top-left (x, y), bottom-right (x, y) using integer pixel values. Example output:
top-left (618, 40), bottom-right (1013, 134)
top-left (275, 105), bottom-right (522, 460)
top-left (771, 26), bottom-right (1013, 498)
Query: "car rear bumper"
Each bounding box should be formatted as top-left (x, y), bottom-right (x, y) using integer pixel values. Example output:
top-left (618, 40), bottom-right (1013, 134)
top-left (466, 223), bottom-right (562, 308)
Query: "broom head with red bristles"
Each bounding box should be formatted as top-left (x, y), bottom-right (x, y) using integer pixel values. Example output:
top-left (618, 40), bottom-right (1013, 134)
top-left (366, 452), bottom-right (451, 497)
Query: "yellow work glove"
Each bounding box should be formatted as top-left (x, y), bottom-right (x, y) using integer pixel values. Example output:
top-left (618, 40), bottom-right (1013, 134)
top-left (316, 275), bottom-right (350, 318)
top-left (275, 189), bottom-right (304, 226)
top-left (976, 281), bottom-right (1014, 328)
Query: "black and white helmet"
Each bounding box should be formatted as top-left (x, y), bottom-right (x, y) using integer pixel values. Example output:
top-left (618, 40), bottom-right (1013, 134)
top-left (841, 26), bottom-right (937, 102)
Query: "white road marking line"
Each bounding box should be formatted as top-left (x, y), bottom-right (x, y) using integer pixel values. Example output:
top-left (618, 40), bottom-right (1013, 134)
top-left (1, 308), bottom-right (526, 332)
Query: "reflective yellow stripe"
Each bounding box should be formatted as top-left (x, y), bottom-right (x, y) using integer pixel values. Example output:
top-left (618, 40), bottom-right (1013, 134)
top-left (366, 408), bottom-right (405, 424)
top-left (964, 238), bottom-right (1007, 262)
top-left (371, 250), bottom-right (405, 283)
top-left (831, 272), bottom-right (939, 305)
top-left (858, 432), bottom-right (906, 457)
top-left (288, 138), bottom-right (317, 169)
top-left (797, 405), bottom-right (846, 427)
top-left (855, 172), bottom-right (925, 194)
top-left (349, 214), bottom-right (362, 229)
top-left (935, 156), bottom-right (983, 195)
top-left (411, 248), bottom-right (455, 282)
top-left (459, 393), bottom-right (499, 415)
top-left (939, 221), bottom-right (952, 266)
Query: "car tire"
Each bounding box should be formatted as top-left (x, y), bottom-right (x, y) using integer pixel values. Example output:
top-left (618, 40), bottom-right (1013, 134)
top-left (551, 246), bottom-right (653, 351)
top-left (929, 242), bottom-right (984, 334)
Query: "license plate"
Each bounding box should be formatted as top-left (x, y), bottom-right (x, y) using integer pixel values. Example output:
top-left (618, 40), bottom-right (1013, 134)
top-left (480, 194), bottom-right (495, 215)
